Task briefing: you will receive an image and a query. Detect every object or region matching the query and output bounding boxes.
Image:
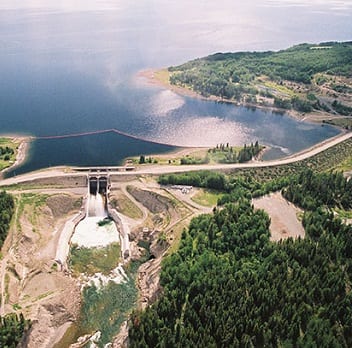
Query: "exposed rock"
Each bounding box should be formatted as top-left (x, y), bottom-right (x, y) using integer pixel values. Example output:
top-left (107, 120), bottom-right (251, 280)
top-left (112, 321), bottom-right (129, 348)
top-left (137, 257), bottom-right (163, 310)
top-left (24, 279), bottom-right (80, 348)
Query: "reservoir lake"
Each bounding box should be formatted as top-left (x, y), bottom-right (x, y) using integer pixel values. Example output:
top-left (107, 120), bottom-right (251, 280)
top-left (1, 0), bottom-right (351, 175)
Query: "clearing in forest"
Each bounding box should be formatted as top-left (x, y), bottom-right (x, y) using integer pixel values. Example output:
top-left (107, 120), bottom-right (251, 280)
top-left (253, 192), bottom-right (305, 241)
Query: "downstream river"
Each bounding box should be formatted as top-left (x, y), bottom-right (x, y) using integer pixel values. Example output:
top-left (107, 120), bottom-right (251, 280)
top-left (1, 0), bottom-right (351, 175)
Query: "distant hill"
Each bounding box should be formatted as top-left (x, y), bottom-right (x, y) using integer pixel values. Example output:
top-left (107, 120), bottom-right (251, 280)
top-left (168, 42), bottom-right (352, 117)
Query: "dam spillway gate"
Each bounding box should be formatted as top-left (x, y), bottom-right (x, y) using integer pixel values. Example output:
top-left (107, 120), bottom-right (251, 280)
top-left (87, 173), bottom-right (110, 217)
top-left (89, 175), bottom-right (109, 196)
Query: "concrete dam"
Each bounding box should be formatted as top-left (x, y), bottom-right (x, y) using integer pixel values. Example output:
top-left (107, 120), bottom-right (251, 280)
top-left (55, 172), bottom-right (130, 270)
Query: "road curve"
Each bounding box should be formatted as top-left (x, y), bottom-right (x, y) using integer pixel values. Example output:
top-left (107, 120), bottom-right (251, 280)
top-left (0, 132), bottom-right (351, 187)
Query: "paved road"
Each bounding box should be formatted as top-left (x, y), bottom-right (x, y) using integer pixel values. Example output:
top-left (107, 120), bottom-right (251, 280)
top-left (0, 132), bottom-right (351, 187)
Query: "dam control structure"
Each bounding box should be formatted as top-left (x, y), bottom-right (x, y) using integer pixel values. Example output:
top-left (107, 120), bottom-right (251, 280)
top-left (55, 170), bottom-right (130, 270)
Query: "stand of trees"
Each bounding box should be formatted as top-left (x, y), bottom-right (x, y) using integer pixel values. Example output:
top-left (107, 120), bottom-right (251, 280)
top-left (159, 171), bottom-right (227, 191)
top-left (0, 313), bottom-right (30, 348)
top-left (0, 146), bottom-right (14, 162)
top-left (238, 142), bottom-right (261, 163)
top-left (130, 169), bottom-right (352, 347)
top-left (0, 191), bottom-right (14, 248)
top-left (159, 170), bottom-right (290, 201)
top-left (331, 100), bottom-right (352, 116)
top-left (205, 142), bottom-right (262, 164)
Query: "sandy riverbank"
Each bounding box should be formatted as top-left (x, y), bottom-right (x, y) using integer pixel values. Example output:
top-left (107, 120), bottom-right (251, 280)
top-left (137, 68), bottom-right (342, 124)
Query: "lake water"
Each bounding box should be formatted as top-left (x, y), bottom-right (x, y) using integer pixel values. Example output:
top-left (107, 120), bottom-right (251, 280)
top-left (1, 0), bottom-right (351, 175)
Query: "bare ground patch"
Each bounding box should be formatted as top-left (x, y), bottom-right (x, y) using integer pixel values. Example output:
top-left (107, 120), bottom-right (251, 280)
top-left (126, 186), bottom-right (175, 214)
top-left (253, 192), bottom-right (305, 241)
top-left (46, 194), bottom-right (82, 218)
top-left (0, 190), bottom-right (82, 347)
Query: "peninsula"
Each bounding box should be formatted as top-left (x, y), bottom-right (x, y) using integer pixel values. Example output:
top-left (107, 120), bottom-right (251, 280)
top-left (145, 41), bottom-right (352, 127)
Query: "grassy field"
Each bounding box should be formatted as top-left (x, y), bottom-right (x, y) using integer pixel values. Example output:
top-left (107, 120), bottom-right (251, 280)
top-left (191, 189), bottom-right (223, 207)
top-left (333, 156), bottom-right (352, 172)
top-left (153, 68), bottom-right (170, 85)
top-left (261, 79), bottom-right (297, 97)
top-left (110, 194), bottom-right (143, 220)
top-left (14, 193), bottom-right (48, 234)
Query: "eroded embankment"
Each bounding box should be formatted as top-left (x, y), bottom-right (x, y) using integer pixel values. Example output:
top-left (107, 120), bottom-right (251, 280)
top-left (0, 190), bottom-right (84, 347)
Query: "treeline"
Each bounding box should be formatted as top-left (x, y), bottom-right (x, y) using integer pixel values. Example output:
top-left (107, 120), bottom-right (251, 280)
top-left (274, 96), bottom-right (352, 114)
top-left (159, 167), bottom-right (352, 209)
top-left (159, 171), bottom-right (227, 191)
top-left (139, 155), bottom-right (158, 164)
top-left (159, 170), bottom-right (289, 201)
top-left (282, 169), bottom-right (352, 210)
top-left (168, 41), bottom-right (352, 113)
top-left (0, 191), bottom-right (14, 248)
top-left (0, 311), bottom-right (30, 347)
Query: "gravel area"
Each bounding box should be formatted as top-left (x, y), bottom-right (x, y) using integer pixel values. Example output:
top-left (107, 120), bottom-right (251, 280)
top-left (253, 192), bottom-right (305, 241)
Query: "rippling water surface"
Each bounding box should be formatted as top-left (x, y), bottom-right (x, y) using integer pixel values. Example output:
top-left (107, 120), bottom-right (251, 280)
top-left (1, 0), bottom-right (351, 174)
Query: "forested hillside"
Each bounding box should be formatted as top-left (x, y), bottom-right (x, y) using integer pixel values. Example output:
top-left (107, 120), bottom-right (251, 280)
top-left (129, 170), bottom-right (352, 347)
top-left (168, 42), bottom-right (352, 117)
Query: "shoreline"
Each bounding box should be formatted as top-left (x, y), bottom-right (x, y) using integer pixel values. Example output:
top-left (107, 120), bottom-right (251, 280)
top-left (137, 68), bottom-right (345, 125)
top-left (0, 135), bottom-right (32, 178)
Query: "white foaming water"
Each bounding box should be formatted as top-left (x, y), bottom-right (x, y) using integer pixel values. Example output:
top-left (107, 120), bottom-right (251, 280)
top-left (84, 264), bottom-right (129, 289)
top-left (88, 194), bottom-right (107, 217)
top-left (71, 216), bottom-right (119, 248)
top-left (71, 192), bottom-right (119, 248)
